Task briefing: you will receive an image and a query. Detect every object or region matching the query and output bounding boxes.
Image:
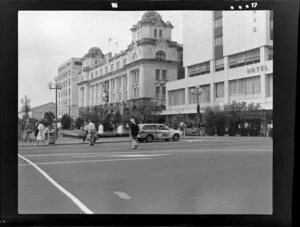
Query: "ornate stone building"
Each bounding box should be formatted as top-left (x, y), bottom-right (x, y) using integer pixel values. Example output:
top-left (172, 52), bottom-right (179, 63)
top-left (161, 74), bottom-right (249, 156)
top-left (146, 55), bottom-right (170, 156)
top-left (77, 11), bottom-right (183, 114)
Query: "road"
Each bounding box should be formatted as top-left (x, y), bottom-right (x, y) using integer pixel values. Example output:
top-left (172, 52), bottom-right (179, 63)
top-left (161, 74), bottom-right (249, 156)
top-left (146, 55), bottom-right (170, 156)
top-left (18, 137), bottom-right (272, 214)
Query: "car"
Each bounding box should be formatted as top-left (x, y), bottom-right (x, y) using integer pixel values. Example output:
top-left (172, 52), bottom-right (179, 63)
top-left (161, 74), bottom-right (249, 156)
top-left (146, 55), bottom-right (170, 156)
top-left (137, 123), bottom-right (182, 142)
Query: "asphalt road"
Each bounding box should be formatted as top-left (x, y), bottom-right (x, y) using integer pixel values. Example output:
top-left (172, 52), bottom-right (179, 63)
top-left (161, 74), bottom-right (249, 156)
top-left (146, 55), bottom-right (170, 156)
top-left (18, 137), bottom-right (272, 214)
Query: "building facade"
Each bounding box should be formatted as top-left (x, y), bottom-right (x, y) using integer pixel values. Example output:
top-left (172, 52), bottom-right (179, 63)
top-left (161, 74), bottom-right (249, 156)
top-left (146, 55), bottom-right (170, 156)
top-left (55, 58), bottom-right (82, 118)
top-left (162, 11), bottom-right (273, 119)
top-left (28, 102), bottom-right (56, 120)
top-left (77, 11), bottom-right (183, 114)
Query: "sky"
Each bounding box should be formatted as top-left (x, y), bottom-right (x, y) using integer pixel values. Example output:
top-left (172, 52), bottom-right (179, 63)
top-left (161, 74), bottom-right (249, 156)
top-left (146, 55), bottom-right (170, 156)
top-left (18, 11), bottom-right (183, 110)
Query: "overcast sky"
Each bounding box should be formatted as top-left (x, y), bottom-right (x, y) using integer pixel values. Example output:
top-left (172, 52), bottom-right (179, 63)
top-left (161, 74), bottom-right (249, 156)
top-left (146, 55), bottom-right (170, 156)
top-left (18, 11), bottom-right (183, 110)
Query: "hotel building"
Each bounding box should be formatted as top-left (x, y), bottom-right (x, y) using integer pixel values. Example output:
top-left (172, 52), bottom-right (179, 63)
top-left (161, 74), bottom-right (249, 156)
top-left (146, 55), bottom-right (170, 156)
top-left (162, 11), bottom-right (273, 120)
top-left (55, 58), bottom-right (82, 118)
top-left (77, 11), bottom-right (183, 114)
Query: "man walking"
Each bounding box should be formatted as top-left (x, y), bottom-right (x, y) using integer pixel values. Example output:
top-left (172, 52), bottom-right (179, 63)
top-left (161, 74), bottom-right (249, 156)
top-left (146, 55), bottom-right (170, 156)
top-left (24, 119), bottom-right (32, 142)
top-left (129, 118), bottom-right (140, 149)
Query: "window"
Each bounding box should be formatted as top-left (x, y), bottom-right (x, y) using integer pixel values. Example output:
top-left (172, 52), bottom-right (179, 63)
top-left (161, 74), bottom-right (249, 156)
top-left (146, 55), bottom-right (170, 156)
top-left (266, 74), bottom-right (273, 97)
top-left (215, 36), bottom-right (223, 46)
top-left (215, 58), bottom-right (224, 72)
top-left (74, 61), bottom-right (82, 65)
top-left (215, 82), bottom-right (224, 98)
top-left (188, 62), bottom-right (210, 77)
top-left (229, 76), bottom-right (261, 96)
top-left (159, 29), bottom-right (162, 38)
top-left (131, 69), bottom-right (139, 83)
top-left (123, 58), bottom-right (127, 66)
top-left (156, 69), bottom-right (160, 81)
top-left (154, 29), bottom-right (157, 37)
top-left (162, 70), bottom-right (167, 81)
top-left (168, 89), bottom-right (185, 106)
top-left (156, 87), bottom-right (160, 98)
top-left (105, 67), bottom-right (108, 74)
top-left (136, 87), bottom-right (139, 98)
top-left (111, 64), bottom-right (114, 71)
top-left (268, 47), bottom-right (273, 60)
top-left (95, 71), bottom-right (98, 77)
top-left (245, 48), bottom-right (260, 65)
top-left (229, 49), bottom-right (260, 68)
top-left (117, 77), bottom-right (121, 90)
top-left (155, 51), bottom-right (166, 61)
top-left (142, 125), bottom-right (157, 130)
top-left (214, 18), bottom-right (222, 28)
top-left (69, 98), bottom-right (71, 105)
top-left (91, 73), bottom-right (94, 80)
top-left (162, 87), bottom-right (166, 98)
top-left (132, 53), bottom-right (137, 61)
top-left (69, 88), bottom-right (71, 96)
top-left (100, 69), bottom-right (103, 76)
top-left (118, 92), bottom-right (122, 101)
top-left (116, 61), bottom-right (120, 70)
top-left (69, 79), bottom-right (71, 86)
top-left (188, 85), bottom-right (210, 104)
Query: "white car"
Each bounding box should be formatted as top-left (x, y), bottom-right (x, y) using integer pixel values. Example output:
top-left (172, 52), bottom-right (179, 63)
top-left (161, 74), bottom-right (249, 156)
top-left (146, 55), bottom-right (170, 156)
top-left (137, 124), bottom-right (182, 142)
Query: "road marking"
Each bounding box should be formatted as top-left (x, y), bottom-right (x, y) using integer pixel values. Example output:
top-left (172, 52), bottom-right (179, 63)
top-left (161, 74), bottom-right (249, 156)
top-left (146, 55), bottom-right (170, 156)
top-left (18, 154), bottom-right (94, 214)
top-left (21, 149), bottom-right (272, 158)
top-left (72, 154), bottom-right (170, 158)
top-left (18, 157), bottom-right (152, 166)
top-left (114, 191), bottom-right (131, 200)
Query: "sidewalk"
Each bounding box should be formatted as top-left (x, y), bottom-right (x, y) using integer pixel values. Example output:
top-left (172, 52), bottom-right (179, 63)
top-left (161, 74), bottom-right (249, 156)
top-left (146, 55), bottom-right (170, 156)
top-left (18, 135), bottom-right (270, 147)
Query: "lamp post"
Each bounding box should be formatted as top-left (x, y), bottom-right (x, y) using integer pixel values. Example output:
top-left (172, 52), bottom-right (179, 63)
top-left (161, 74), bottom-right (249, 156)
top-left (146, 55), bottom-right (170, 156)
top-left (191, 85), bottom-right (202, 136)
top-left (47, 81), bottom-right (62, 138)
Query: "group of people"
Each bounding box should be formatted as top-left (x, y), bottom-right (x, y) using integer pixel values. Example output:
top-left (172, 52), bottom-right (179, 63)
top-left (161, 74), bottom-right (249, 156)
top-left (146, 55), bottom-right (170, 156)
top-left (19, 119), bottom-right (54, 146)
top-left (81, 118), bottom-right (140, 149)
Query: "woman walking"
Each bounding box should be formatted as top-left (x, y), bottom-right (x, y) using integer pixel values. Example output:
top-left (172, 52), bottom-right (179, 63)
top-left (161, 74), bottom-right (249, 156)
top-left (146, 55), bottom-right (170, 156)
top-left (129, 118), bottom-right (140, 149)
top-left (36, 121), bottom-right (46, 146)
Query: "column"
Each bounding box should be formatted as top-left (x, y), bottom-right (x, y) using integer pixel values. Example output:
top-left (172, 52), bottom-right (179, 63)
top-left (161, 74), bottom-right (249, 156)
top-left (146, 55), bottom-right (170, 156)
top-left (210, 60), bottom-right (215, 104)
top-left (185, 67), bottom-right (189, 106)
top-left (224, 56), bottom-right (229, 104)
top-left (260, 46), bottom-right (267, 101)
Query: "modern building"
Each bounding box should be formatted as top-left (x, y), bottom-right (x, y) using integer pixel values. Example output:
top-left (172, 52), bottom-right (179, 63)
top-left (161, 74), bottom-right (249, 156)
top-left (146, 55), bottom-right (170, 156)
top-left (162, 11), bottom-right (273, 121)
top-left (77, 11), bottom-right (183, 114)
top-left (55, 58), bottom-right (82, 118)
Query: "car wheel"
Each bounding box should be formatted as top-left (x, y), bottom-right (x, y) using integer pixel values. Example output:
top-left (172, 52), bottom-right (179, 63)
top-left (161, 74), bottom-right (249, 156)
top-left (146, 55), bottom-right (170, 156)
top-left (172, 134), bottom-right (179, 141)
top-left (146, 135), bottom-right (154, 143)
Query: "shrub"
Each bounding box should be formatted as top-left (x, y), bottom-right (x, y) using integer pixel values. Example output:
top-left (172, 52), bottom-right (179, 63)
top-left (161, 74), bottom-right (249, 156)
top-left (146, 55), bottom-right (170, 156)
top-left (75, 117), bottom-right (85, 129)
top-left (61, 114), bottom-right (72, 129)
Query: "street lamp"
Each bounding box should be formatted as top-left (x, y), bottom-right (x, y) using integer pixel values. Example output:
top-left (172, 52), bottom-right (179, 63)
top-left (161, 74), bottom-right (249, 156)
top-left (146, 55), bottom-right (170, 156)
top-left (191, 85), bottom-right (203, 136)
top-left (47, 80), bottom-right (62, 138)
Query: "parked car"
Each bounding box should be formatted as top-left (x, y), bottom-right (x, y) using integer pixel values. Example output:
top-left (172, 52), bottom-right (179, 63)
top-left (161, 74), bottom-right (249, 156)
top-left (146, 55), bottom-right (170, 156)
top-left (137, 123), bottom-right (182, 142)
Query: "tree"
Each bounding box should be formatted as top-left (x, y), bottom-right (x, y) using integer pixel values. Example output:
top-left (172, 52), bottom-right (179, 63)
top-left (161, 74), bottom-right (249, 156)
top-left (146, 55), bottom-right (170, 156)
top-left (44, 111), bottom-right (55, 126)
top-left (61, 114), bottom-right (72, 129)
top-left (75, 117), bottom-right (85, 129)
top-left (20, 95), bottom-right (31, 119)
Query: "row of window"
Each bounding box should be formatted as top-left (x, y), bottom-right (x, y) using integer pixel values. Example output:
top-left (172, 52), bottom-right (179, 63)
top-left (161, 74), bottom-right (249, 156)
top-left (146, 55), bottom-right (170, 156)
top-left (58, 108), bottom-right (70, 116)
top-left (59, 98), bottom-right (71, 107)
top-left (168, 75), bottom-right (273, 106)
top-left (154, 28), bottom-right (163, 38)
top-left (85, 50), bottom-right (167, 82)
top-left (189, 48), bottom-right (273, 75)
top-left (58, 70), bottom-right (71, 81)
top-left (59, 88), bottom-right (71, 98)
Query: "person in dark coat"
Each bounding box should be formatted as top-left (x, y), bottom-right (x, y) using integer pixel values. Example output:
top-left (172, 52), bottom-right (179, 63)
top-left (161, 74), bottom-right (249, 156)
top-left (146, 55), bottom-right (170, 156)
top-left (129, 118), bottom-right (140, 149)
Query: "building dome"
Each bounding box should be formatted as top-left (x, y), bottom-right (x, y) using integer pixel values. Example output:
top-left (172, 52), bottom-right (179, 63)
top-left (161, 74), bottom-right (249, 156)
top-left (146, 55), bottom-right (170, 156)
top-left (141, 11), bottom-right (162, 21)
top-left (88, 47), bottom-right (102, 54)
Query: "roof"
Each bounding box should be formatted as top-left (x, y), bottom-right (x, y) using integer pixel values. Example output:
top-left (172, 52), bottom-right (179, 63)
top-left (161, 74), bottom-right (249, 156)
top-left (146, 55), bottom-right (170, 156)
top-left (30, 102), bottom-right (56, 111)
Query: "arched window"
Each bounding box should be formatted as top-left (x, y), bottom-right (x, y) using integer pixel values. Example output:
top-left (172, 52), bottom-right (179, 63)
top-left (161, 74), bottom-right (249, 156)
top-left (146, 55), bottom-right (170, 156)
top-left (155, 51), bottom-right (166, 61)
top-left (132, 53), bottom-right (137, 61)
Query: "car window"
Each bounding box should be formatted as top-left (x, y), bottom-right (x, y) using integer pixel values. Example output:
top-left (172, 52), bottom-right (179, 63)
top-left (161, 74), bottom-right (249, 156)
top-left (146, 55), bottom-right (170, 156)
top-left (142, 125), bottom-right (157, 130)
top-left (158, 125), bottom-right (166, 130)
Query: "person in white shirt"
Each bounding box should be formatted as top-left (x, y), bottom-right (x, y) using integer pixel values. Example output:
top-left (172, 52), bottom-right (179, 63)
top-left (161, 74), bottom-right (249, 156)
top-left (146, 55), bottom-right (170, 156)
top-left (36, 121), bottom-right (46, 146)
top-left (88, 120), bottom-right (96, 146)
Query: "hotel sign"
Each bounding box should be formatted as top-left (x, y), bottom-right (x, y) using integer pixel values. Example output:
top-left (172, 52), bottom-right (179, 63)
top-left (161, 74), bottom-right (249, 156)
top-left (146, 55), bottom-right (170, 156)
top-left (246, 65), bottom-right (269, 74)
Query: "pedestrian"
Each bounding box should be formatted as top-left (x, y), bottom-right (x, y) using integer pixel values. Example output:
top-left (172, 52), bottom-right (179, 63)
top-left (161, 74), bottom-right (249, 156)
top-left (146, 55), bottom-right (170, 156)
top-left (45, 126), bottom-right (51, 145)
top-left (82, 122), bottom-right (89, 143)
top-left (268, 120), bottom-right (273, 139)
top-left (24, 119), bottom-right (33, 142)
top-left (129, 118), bottom-right (140, 149)
top-left (87, 120), bottom-right (96, 146)
top-left (34, 122), bottom-right (39, 141)
top-left (36, 121), bottom-right (46, 146)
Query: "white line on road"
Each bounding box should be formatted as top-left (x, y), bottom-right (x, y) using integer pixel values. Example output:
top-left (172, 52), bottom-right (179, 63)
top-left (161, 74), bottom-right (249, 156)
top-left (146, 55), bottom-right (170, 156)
top-left (72, 154), bottom-right (170, 158)
top-left (114, 191), bottom-right (131, 200)
top-left (18, 157), bottom-right (153, 166)
top-left (18, 154), bottom-right (94, 214)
